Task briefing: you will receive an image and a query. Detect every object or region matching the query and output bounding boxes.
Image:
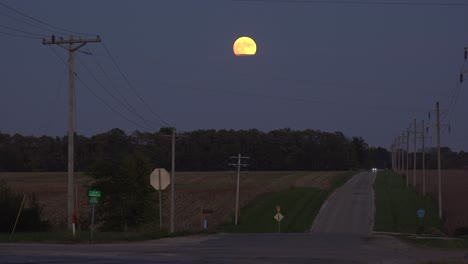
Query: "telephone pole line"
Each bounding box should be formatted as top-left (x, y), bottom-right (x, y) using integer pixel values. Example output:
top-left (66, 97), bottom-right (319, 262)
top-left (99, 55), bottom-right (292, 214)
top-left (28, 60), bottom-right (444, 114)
top-left (229, 154), bottom-right (249, 226)
top-left (42, 35), bottom-right (101, 231)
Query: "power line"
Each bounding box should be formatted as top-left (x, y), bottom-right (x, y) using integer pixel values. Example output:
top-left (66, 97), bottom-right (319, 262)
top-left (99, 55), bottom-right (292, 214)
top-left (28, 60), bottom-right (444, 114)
top-left (75, 74), bottom-right (154, 131)
top-left (0, 23), bottom-right (47, 37)
top-left (0, 1), bottom-right (95, 36)
top-left (0, 10), bottom-right (64, 36)
top-left (84, 45), bottom-right (162, 128)
top-left (0, 28), bottom-right (40, 39)
top-left (232, 0), bottom-right (468, 6)
top-left (48, 45), bottom-right (154, 132)
top-left (101, 42), bottom-right (172, 127)
top-left (75, 54), bottom-right (159, 131)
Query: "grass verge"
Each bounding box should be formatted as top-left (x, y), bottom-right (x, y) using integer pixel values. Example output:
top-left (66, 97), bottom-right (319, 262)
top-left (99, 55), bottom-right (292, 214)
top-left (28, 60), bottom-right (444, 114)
top-left (220, 171), bottom-right (354, 233)
top-left (401, 236), bottom-right (468, 250)
top-left (374, 170), bottom-right (442, 234)
top-left (0, 230), bottom-right (194, 244)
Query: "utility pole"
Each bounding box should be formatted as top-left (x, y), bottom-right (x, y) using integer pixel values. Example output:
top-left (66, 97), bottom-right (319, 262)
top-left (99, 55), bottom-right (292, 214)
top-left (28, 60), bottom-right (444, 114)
top-left (436, 102), bottom-right (442, 219)
top-left (421, 119), bottom-right (427, 196)
top-left (413, 119), bottom-right (417, 187)
top-left (406, 129), bottom-right (410, 186)
top-left (229, 154), bottom-right (249, 226)
top-left (170, 127), bottom-right (175, 233)
top-left (400, 134), bottom-right (405, 178)
top-left (42, 35), bottom-right (101, 231)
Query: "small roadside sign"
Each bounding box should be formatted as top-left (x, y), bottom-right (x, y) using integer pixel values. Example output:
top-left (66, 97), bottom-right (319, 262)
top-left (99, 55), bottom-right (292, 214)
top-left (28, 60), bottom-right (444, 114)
top-left (88, 190), bottom-right (101, 198)
top-left (89, 196), bottom-right (99, 204)
top-left (274, 213), bottom-right (284, 222)
top-left (417, 209), bottom-right (425, 218)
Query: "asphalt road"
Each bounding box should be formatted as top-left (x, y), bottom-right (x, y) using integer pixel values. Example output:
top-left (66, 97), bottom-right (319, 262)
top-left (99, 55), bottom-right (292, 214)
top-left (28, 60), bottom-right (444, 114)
top-left (311, 171), bottom-right (375, 235)
top-left (0, 171), bottom-right (465, 263)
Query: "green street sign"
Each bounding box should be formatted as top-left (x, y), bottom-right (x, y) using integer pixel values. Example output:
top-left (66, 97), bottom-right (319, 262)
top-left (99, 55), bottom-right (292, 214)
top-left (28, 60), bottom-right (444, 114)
top-left (88, 190), bottom-right (101, 198)
top-left (89, 197), bottom-right (99, 204)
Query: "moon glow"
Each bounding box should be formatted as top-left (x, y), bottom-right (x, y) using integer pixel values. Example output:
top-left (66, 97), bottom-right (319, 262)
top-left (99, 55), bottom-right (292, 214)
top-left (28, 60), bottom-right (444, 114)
top-left (233, 36), bottom-right (257, 56)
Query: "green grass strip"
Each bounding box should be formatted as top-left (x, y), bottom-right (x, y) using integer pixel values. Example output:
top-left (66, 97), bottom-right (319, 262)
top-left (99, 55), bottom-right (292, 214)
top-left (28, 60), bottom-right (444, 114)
top-left (374, 170), bottom-right (442, 234)
top-left (221, 171), bottom-right (354, 233)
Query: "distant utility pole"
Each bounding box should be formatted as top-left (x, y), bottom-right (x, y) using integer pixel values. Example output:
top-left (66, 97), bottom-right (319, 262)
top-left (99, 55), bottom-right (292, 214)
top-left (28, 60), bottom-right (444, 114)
top-left (171, 127), bottom-right (175, 233)
top-left (229, 154), bottom-right (249, 226)
top-left (420, 119), bottom-right (429, 196)
top-left (406, 129), bottom-right (410, 186)
top-left (399, 134), bottom-right (405, 178)
top-left (42, 35), bottom-right (101, 231)
top-left (412, 119), bottom-right (417, 187)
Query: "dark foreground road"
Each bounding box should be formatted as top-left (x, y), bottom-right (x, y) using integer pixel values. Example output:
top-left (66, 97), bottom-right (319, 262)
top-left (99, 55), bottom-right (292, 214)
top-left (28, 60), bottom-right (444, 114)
top-left (0, 171), bottom-right (465, 263)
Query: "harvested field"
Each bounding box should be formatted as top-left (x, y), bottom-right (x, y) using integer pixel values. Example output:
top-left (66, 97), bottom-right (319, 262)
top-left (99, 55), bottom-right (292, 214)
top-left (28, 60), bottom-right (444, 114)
top-left (406, 170), bottom-right (468, 235)
top-left (0, 172), bottom-right (90, 230)
top-left (0, 171), bottom-right (343, 232)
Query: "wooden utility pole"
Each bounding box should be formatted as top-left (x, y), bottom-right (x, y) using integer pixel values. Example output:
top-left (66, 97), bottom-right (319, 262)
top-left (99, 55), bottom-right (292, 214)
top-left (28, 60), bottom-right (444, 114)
top-left (421, 119), bottom-right (426, 196)
top-left (413, 118), bottom-right (417, 187)
top-left (436, 102), bottom-right (442, 219)
top-left (406, 129), bottom-right (410, 185)
top-left (170, 127), bottom-right (176, 233)
top-left (229, 154), bottom-right (249, 226)
top-left (42, 35), bottom-right (101, 230)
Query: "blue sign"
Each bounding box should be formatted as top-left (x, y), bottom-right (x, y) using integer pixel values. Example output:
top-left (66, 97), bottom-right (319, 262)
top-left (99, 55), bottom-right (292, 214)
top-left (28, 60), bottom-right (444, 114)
top-left (417, 209), bottom-right (425, 218)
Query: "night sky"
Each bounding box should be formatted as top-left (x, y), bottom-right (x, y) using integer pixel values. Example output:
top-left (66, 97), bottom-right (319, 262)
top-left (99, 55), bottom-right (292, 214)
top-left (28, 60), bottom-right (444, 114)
top-left (1, 0), bottom-right (468, 151)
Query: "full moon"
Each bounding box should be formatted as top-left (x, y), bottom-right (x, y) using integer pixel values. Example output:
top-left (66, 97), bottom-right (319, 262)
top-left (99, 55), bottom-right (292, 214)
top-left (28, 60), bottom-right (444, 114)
top-left (233, 36), bottom-right (257, 56)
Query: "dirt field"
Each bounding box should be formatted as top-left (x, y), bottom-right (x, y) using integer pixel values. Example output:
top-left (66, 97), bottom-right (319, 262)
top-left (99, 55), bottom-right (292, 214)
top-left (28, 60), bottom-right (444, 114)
top-left (406, 170), bottom-right (468, 234)
top-left (0, 171), bottom-right (341, 232)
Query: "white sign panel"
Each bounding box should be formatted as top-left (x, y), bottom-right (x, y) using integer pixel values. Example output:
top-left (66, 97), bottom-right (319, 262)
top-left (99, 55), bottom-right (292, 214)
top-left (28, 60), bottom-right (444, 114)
top-left (150, 168), bottom-right (170, 191)
top-left (274, 213), bottom-right (284, 222)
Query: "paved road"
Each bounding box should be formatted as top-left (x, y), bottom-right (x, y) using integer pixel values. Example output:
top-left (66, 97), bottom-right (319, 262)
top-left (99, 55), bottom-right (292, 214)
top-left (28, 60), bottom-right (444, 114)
top-left (311, 171), bottom-right (375, 235)
top-left (1, 171), bottom-right (465, 263)
top-left (0, 233), bottom-right (464, 263)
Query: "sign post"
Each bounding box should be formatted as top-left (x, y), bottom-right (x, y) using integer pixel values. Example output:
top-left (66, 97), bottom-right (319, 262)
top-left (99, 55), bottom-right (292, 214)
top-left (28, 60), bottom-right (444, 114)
top-left (274, 206), bottom-right (283, 233)
top-left (88, 190), bottom-right (101, 239)
top-left (417, 208), bottom-right (425, 233)
top-left (150, 168), bottom-right (171, 231)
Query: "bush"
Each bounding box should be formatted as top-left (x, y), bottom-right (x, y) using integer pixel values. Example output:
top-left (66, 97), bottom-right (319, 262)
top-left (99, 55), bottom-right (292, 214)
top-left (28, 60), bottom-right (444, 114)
top-left (0, 180), bottom-right (49, 232)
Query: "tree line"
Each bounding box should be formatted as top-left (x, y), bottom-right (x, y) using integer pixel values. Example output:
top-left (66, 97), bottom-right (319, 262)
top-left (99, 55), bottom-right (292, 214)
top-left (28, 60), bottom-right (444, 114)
top-left (1, 127), bottom-right (465, 172)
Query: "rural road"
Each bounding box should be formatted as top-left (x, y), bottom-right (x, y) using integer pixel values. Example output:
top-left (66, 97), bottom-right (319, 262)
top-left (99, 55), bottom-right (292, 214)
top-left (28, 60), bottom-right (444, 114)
top-left (311, 171), bottom-right (375, 235)
top-left (0, 171), bottom-right (465, 263)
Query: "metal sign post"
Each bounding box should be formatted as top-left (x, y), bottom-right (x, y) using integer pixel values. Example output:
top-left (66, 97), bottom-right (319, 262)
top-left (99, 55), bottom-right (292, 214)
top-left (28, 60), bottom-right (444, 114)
top-left (91, 204), bottom-right (95, 239)
top-left (274, 206), bottom-right (284, 233)
top-left (88, 190), bottom-right (101, 240)
top-left (159, 169), bottom-right (162, 230)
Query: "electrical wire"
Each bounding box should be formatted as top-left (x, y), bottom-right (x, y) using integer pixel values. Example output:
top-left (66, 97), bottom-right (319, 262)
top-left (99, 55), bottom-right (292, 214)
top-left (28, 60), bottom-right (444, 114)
top-left (0, 10), bottom-right (63, 36)
top-left (101, 42), bottom-right (172, 127)
top-left (84, 45), bottom-right (161, 127)
top-left (75, 54), bottom-right (158, 131)
top-left (0, 28), bottom-right (40, 39)
top-left (0, 1), bottom-right (95, 36)
top-left (232, 0), bottom-right (468, 6)
top-left (48, 45), bottom-right (154, 132)
top-left (0, 23), bottom-right (47, 37)
top-left (75, 75), bottom-right (155, 131)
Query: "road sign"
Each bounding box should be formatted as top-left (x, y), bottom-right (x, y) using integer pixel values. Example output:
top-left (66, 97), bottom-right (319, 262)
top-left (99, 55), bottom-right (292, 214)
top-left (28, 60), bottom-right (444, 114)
top-left (274, 213), bottom-right (284, 222)
top-left (417, 209), bottom-right (425, 218)
top-left (89, 197), bottom-right (99, 204)
top-left (88, 190), bottom-right (101, 198)
top-left (150, 168), bottom-right (170, 190)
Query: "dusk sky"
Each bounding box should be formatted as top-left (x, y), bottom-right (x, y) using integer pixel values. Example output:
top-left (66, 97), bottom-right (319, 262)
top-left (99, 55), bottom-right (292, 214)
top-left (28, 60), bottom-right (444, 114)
top-left (1, 0), bottom-right (468, 151)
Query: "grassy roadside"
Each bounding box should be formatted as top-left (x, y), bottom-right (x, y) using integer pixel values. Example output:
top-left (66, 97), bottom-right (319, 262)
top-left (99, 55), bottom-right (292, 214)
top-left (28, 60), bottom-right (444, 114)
top-left (0, 230), bottom-right (195, 243)
top-left (220, 171), bottom-right (355, 233)
top-left (374, 170), bottom-right (442, 234)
